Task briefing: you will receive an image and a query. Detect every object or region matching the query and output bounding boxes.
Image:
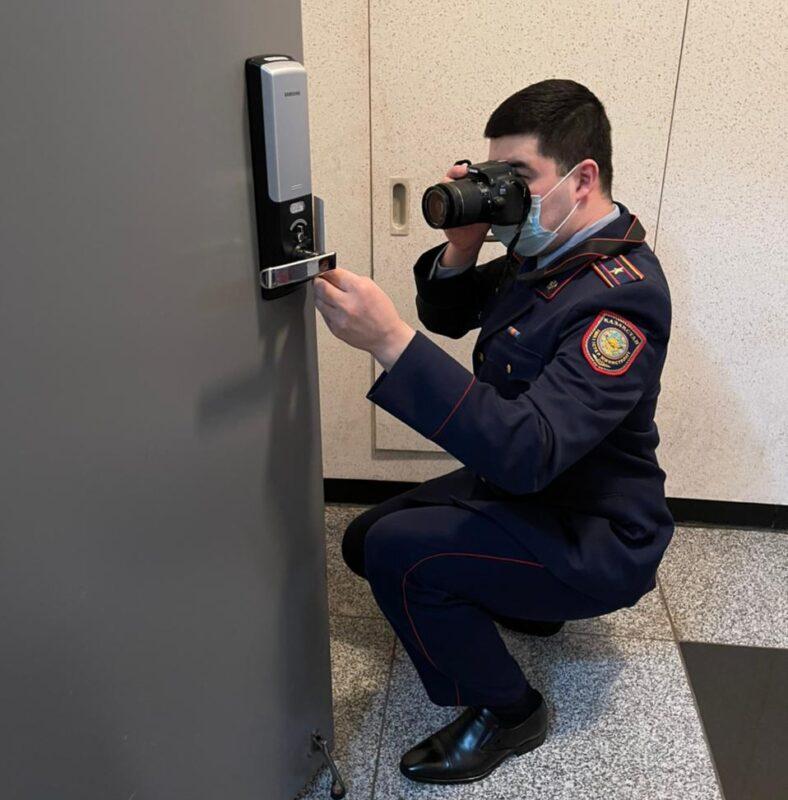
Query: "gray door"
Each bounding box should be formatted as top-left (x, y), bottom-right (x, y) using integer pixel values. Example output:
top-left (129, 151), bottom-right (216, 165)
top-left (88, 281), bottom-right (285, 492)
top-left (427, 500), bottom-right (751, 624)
top-left (0, 3), bottom-right (333, 798)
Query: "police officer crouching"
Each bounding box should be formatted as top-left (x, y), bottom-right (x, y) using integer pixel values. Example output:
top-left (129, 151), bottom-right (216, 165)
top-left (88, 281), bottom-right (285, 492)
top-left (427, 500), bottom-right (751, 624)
top-left (327, 79), bottom-right (673, 786)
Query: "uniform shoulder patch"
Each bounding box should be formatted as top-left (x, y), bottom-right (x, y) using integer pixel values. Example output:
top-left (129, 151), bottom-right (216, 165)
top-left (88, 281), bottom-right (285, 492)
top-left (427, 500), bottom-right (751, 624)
top-left (581, 311), bottom-right (647, 376)
top-left (592, 255), bottom-right (645, 288)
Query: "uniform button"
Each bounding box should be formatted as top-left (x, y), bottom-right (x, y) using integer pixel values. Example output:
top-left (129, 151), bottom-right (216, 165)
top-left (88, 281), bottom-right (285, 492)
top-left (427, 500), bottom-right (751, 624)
top-left (478, 351), bottom-right (484, 362)
top-left (477, 311), bottom-right (482, 320)
top-left (506, 363), bottom-right (512, 374)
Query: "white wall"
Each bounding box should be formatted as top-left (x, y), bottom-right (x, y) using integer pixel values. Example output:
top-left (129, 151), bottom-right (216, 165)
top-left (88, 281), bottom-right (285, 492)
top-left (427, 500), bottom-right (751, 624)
top-left (303, 0), bottom-right (788, 504)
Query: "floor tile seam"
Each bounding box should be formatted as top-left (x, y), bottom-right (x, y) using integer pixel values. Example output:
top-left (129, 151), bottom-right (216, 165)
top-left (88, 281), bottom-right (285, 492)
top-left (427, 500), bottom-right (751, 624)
top-left (656, 576), bottom-right (680, 642)
top-left (331, 617), bottom-right (675, 652)
top-left (388, 627), bottom-right (677, 667)
top-left (675, 636), bottom-right (788, 651)
top-left (368, 635), bottom-right (397, 800)
top-left (657, 575), bottom-right (788, 649)
top-left (534, 626), bottom-right (676, 644)
top-left (331, 614), bottom-right (673, 638)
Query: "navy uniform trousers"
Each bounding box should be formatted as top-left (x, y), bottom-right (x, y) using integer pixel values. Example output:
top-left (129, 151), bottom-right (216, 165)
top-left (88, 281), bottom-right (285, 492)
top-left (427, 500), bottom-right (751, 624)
top-left (341, 471), bottom-right (621, 708)
top-left (348, 203), bottom-right (674, 709)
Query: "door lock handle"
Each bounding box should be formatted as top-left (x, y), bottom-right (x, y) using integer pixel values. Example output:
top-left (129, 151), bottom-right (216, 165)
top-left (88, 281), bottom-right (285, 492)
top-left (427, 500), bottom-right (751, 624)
top-left (259, 250), bottom-right (336, 290)
top-left (259, 195), bottom-right (336, 289)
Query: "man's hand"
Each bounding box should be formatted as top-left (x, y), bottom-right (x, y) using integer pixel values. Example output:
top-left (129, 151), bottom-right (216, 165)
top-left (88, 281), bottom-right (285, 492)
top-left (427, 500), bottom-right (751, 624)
top-left (313, 268), bottom-right (416, 371)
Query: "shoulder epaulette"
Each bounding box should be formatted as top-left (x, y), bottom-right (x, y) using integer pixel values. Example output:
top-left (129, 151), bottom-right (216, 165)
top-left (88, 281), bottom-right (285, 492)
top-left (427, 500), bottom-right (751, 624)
top-left (592, 255), bottom-right (646, 288)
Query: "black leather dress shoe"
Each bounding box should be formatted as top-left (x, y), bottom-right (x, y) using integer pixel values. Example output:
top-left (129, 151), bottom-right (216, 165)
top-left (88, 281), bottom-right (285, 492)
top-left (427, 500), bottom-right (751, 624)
top-left (491, 614), bottom-right (565, 636)
top-left (399, 692), bottom-right (548, 784)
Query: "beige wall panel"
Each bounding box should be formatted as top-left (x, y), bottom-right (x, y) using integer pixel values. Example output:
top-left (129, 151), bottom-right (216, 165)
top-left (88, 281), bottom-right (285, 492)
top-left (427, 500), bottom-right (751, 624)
top-left (654, 0), bottom-right (788, 503)
top-left (304, 0), bottom-right (785, 503)
top-left (369, 0), bottom-right (688, 451)
top-left (303, 0), bottom-right (459, 482)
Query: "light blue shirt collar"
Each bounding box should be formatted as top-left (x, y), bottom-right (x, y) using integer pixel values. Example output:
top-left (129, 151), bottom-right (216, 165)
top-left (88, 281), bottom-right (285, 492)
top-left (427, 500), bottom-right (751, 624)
top-left (534, 202), bottom-right (620, 271)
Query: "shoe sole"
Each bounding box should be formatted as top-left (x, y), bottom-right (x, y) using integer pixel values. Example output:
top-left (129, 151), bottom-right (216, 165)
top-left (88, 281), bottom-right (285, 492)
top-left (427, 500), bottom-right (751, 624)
top-left (399, 729), bottom-right (547, 785)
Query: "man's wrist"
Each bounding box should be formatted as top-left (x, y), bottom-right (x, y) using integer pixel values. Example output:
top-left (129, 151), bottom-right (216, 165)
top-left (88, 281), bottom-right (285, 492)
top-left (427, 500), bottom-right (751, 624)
top-left (442, 242), bottom-right (481, 269)
top-left (373, 321), bottom-right (417, 372)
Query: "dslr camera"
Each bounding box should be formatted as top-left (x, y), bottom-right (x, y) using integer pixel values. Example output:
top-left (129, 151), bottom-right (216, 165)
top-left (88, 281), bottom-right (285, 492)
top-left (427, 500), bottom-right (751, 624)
top-left (421, 159), bottom-right (531, 229)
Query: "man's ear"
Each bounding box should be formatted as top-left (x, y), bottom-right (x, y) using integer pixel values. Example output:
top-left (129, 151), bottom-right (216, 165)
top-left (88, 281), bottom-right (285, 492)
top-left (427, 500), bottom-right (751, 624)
top-left (575, 159), bottom-right (599, 198)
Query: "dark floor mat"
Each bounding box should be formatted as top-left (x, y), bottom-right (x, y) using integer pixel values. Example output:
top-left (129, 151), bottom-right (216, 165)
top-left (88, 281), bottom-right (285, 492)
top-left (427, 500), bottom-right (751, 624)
top-left (680, 641), bottom-right (788, 800)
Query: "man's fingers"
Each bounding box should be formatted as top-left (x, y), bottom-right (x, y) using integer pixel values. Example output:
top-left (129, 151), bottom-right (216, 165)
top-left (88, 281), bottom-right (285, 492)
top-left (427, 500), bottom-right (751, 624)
top-left (315, 275), bottom-right (343, 306)
top-left (443, 164), bottom-right (468, 181)
top-left (318, 267), bottom-right (357, 291)
top-left (314, 295), bottom-right (337, 326)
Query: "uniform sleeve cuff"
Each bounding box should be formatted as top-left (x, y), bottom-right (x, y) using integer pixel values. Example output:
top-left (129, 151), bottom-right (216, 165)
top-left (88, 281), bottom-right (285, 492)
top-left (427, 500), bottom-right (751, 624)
top-left (427, 245), bottom-right (447, 280)
top-left (366, 330), bottom-right (476, 440)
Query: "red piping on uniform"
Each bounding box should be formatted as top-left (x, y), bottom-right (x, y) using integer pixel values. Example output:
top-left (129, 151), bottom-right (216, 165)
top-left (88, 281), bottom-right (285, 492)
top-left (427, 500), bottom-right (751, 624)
top-left (401, 551), bottom-right (545, 702)
top-left (430, 376), bottom-right (476, 439)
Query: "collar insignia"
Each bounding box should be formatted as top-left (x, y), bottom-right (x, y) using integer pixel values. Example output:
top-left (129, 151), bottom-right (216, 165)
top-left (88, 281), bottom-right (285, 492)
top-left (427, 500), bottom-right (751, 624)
top-left (534, 264), bottom-right (588, 300)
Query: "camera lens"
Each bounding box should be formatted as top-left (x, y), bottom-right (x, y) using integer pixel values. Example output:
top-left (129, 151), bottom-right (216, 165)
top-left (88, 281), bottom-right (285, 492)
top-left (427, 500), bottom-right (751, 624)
top-left (423, 186), bottom-right (450, 227)
top-left (422, 180), bottom-right (485, 229)
top-left (421, 162), bottom-right (529, 229)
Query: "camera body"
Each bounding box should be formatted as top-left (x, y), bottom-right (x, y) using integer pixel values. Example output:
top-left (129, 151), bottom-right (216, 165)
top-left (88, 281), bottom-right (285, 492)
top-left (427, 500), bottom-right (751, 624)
top-left (421, 159), bottom-right (531, 229)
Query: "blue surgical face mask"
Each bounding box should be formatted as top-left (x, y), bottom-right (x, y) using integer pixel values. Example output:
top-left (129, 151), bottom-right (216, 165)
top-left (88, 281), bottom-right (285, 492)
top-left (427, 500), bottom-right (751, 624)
top-left (491, 162), bottom-right (582, 258)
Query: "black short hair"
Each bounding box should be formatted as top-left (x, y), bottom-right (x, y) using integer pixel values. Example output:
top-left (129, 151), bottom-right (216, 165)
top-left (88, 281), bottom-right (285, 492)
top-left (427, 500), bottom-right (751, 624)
top-left (484, 79), bottom-right (613, 197)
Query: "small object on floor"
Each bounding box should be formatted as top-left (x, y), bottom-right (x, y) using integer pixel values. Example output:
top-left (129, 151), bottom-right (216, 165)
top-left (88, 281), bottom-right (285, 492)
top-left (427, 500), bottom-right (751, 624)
top-left (399, 690), bottom-right (548, 784)
top-left (491, 614), bottom-right (566, 636)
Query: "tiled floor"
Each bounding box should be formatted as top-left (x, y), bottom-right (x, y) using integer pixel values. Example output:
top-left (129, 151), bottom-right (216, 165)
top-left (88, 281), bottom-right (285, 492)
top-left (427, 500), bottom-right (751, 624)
top-left (296, 505), bottom-right (788, 800)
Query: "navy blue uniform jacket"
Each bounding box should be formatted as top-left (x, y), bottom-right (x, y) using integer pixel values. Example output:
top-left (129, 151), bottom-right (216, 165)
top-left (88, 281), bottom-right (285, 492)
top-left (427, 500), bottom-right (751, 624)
top-left (365, 203), bottom-right (674, 608)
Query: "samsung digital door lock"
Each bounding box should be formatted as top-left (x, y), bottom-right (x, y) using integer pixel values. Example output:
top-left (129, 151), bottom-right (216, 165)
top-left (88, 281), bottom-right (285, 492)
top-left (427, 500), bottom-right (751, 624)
top-left (245, 54), bottom-right (337, 300)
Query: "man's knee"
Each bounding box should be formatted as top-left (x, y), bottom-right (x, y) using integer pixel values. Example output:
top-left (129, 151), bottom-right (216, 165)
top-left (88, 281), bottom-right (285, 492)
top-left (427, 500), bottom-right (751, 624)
top-left (342, 504), bottom-right (440, 580)
top-left (362, 512), bottom-right (425, 582)
top-left (341, 510), bottom-right (374, 578)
